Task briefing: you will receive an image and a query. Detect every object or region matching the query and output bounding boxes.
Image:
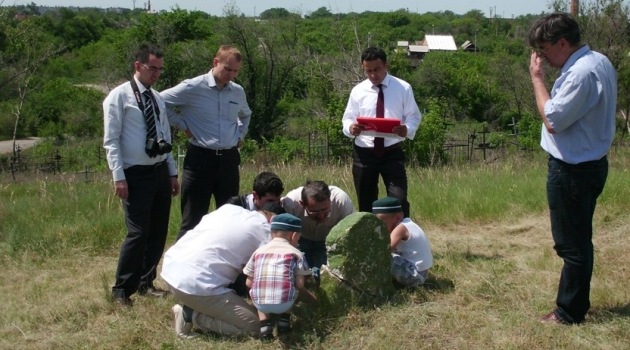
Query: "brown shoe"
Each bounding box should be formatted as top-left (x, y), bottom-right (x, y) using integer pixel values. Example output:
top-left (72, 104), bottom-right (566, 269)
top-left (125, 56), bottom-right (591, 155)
top-left (540, 311), bottom-right (568, 325)
top-left (138, 286), bottom-right (169, 298)
top-left (114, 297), bottom-right (133, 307)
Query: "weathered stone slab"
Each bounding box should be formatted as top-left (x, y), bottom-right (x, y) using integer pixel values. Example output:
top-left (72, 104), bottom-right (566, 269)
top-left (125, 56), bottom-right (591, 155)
top-left (324, 212), bottom-right (395, 299)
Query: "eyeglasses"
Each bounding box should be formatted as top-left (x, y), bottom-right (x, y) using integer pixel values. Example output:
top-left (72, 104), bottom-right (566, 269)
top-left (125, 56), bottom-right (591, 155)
top-left (535, 41), bottom-right (558, 56)
top-left (304, 205), bottom-right (331, 216)
top-left (141, 63), bottom-right (164, 73)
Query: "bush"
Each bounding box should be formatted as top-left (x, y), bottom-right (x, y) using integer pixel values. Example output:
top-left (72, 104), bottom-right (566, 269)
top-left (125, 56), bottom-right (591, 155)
top-left (405, 98), bottom-right (448, 166)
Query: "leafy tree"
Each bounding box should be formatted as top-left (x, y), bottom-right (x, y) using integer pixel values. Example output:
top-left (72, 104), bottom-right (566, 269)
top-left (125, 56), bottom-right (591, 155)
top-left (411, 52), bottom-right (508, 124)
top-left (0, 11), bottom-right (65, 164)
top-left (308, 7), bottom-right (333, 19)
top-left (221, 8), bottom-right (306, 141)
top-left (259, 7), bottom-right (296, 20)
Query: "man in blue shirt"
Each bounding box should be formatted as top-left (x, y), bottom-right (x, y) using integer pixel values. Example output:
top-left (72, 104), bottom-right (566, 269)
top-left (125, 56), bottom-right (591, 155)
top-left (161, 45), bottom-right (252, 240)
top-left (529, 12), bottom-right (617, 325)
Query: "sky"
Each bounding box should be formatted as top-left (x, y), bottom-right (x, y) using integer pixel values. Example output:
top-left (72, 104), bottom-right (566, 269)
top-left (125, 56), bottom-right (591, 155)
top-left (11, 0), bottom-right (555, 18)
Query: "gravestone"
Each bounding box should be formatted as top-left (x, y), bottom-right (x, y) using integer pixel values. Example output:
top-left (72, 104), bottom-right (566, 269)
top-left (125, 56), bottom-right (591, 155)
top-left (321, 212), bottom-right (396, 305)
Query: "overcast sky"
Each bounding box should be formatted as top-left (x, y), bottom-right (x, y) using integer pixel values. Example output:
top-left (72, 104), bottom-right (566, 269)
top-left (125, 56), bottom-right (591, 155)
top-left (12, 0), bottom-right (555, 18)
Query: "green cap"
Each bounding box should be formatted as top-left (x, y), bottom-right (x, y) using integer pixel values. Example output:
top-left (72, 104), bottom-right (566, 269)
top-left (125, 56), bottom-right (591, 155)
top-left (372, 197), bottom-right (403, 214)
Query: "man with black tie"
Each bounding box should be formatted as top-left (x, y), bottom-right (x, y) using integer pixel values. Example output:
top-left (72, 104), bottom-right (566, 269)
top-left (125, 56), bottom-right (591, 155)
top-left (103, 43), bottom-right (179, 306)
top-left (342, 46), bottom-right (421, 218)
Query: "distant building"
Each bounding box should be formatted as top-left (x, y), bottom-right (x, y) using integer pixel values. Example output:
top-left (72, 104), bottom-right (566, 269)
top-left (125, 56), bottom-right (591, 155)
top-left (460, 40), bottom-right (478, 52)
top-left (421, 35), bottom-right (458, 51)
top-left (396, 34), bottom-right (459, 67)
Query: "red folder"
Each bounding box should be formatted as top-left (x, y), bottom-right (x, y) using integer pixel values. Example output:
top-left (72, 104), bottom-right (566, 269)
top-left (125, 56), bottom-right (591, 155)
top-left (356, 117), bottom-right (400, 134)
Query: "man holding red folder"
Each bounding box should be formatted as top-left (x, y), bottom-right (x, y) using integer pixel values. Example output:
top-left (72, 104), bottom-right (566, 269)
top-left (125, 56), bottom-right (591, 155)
top-left (342, 46), bottom-right (421, 218)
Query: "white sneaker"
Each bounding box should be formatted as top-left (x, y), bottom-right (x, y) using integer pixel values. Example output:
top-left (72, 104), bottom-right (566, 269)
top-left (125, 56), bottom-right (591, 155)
top-left (172, 304), bottom-right (197, 339)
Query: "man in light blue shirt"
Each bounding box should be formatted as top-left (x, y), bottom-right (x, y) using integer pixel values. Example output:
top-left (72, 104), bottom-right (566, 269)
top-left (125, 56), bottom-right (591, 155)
top-left (161, 45), bottom-right (252, 240)
top-left (529, 12), bottom-right (617, 325)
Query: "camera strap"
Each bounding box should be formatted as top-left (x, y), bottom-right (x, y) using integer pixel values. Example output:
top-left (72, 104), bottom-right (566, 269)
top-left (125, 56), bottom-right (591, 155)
top-left (129, 78), bottom-right (162, 141)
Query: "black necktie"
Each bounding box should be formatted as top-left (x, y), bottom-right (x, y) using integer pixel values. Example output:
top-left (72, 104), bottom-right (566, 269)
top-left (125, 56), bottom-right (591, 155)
top-left (374, 84), bottom-right (385, 157)
top-left (143, 90), bottom-right (158, 141)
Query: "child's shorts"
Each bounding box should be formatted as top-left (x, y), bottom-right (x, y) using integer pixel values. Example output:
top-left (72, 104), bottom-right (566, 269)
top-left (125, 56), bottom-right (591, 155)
top-left (254, 300), bottom-right (295, 314)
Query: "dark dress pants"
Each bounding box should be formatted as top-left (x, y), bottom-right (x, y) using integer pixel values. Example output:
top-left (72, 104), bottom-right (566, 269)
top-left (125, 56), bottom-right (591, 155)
top-left (112, 161), bottom-right (172, 298)
top-left (352, 143), bottom-right (410, 217)
top-left (177, 143), bottom-right (240, 240)
top-left (547, 155), bottom-right (608, 324)
top-left (298, 237), bottom-right (327, 270)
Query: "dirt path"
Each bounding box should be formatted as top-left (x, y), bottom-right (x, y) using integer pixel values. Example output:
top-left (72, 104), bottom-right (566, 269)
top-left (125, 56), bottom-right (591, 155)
top-left (0, 137), bottom-right (41, 155)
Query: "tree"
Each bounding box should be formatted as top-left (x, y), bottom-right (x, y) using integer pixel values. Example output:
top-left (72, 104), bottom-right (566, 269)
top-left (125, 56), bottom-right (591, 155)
top-left (308, 7), bottom-right (333, 19)
top-left (0, 8), bottom-right (65, 178)
top-left (577, 0), bottom-right (630, 137)
top-left (221, 7), bottom-right (306, 141)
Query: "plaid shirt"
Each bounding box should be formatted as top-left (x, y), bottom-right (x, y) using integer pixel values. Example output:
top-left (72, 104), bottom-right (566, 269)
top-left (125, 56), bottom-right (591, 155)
top-left (244, 237), bottom-right (311, 305)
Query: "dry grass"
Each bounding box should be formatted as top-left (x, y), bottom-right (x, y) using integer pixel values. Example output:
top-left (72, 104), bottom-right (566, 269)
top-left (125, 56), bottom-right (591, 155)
top-left (2, 156), bottom-right (630, 349)
top-left (2, 214), bottom-right (629, 349)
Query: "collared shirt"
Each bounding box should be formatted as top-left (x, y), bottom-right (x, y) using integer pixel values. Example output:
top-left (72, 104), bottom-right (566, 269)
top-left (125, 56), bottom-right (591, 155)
top-left (542, 45), bottom-right (617, 164)
top-left (396, 218), bottom-right (433, 273)
top-left (281, 186), bottom-right (354, 242)
top-left (243, 237), bottom-right (311, 305)
top-left (160, 70), bottom-right (252, 150)
top-left (103, 76), bottom-right (177, 181)
top-left (160, 204), bottom-right (271, 296)
top-left (342, 73), bottom-right (422, 148)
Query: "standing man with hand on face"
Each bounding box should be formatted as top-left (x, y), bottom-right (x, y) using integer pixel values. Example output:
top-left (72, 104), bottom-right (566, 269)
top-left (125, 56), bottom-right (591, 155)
top-left (161, 45), bottom-right (252, 240)
top-left (103, 43), bottom-right (179, 306)
top-left (529, 13), bottom-right (617, 325)
top-left (342, 46), bottom-right (421, 218)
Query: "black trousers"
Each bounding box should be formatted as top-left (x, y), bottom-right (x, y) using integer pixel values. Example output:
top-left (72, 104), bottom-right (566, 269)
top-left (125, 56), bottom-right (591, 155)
top-left (352, 143), bottom-right (410, 217)
top-left (547, 155), bottom-right (608, 323)
top-left (112, 161), bottom-right (172, 298)
top-left (177, 143), bottom-right (240, 240)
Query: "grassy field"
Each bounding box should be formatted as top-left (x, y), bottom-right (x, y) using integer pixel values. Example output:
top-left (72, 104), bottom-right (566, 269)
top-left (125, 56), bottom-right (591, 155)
top-left (1, 150), bottom-right (630, 349)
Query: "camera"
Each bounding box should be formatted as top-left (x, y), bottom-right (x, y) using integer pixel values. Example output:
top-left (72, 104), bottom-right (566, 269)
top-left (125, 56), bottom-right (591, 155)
top-left (145, 138), bottom-right (172, 158)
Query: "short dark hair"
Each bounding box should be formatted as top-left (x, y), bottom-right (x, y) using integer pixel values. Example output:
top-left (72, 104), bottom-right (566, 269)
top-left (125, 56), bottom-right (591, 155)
top-left (301, 180), bottom-right (331, 203)
top-left (253, 171), bottom-right (284, 197)
top-left (135, 43), bottom-right (164, 64)
top-left (528, 12), bottom-right (581, 47)
top-left (361, 46), bottom-right (387, 64)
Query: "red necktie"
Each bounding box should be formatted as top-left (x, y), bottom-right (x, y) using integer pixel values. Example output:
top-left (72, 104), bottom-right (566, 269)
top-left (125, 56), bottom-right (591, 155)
top-left (374, 84), bottom-right (385, 157)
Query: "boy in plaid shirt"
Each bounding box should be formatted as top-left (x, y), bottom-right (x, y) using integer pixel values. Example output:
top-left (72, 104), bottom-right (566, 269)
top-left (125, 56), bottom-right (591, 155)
top-left (243, 213), bottom-right (317, 340)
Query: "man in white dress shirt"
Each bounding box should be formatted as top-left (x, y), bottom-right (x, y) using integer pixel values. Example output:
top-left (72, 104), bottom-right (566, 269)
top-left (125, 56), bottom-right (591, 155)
top-left (161, 204), bottom-right (280, 338)
top-left (103, 43), bottom-right (179, 306)
top-left (342, 46), bottom-right (421, 218)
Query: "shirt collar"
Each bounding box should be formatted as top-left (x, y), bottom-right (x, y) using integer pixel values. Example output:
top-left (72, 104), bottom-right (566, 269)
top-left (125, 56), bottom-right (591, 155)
top-left (561, 44), bottom-right (589, 73)
top-left (133, 76), bottom-right (150, 94)
top-left (372, 73), bottom-right (391, 89)
top-left (207, 69), bottom-right (232, 90)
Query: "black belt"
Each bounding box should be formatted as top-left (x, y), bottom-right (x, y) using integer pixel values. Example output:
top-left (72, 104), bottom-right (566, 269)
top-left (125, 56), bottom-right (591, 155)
top-left (548, 154), bottom-right (607, 169)
top-left (189, 143), bottom-right (238, 156)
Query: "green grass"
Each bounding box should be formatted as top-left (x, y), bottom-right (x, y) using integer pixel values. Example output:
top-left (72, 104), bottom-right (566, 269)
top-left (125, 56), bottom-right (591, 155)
top-left (1, 150), bottom-right (630, 349)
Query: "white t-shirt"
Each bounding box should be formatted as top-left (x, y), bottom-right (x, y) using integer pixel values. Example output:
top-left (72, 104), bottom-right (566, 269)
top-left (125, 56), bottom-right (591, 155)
top-left (161, 204), bottom-right (271, 296)
top-left (396, 218), bottom-right (433, 272)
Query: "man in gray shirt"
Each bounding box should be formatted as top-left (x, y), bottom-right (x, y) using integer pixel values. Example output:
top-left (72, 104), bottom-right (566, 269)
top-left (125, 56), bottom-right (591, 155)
top-left (161, 45), bottom-right (252, 240)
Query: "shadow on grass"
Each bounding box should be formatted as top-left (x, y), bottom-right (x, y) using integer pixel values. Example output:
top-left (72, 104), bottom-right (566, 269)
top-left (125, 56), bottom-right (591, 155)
top-left (275, 273), bottom-right (456, 348)
top-left (589, 302), bottom-right (630, 323)
top-left (435, 250), bottom-right (504, 263)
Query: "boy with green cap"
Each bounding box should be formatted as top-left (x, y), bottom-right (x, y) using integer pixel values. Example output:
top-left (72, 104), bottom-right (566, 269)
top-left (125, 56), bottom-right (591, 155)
top-left (372, 197), bottom-right (433, 287)
top-left (243, 213), bottom-right (317, 340)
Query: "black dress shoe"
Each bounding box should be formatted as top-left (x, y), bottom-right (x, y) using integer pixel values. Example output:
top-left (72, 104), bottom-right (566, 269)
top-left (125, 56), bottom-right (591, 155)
top-left (138, 286), bottom-right (169, 298)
